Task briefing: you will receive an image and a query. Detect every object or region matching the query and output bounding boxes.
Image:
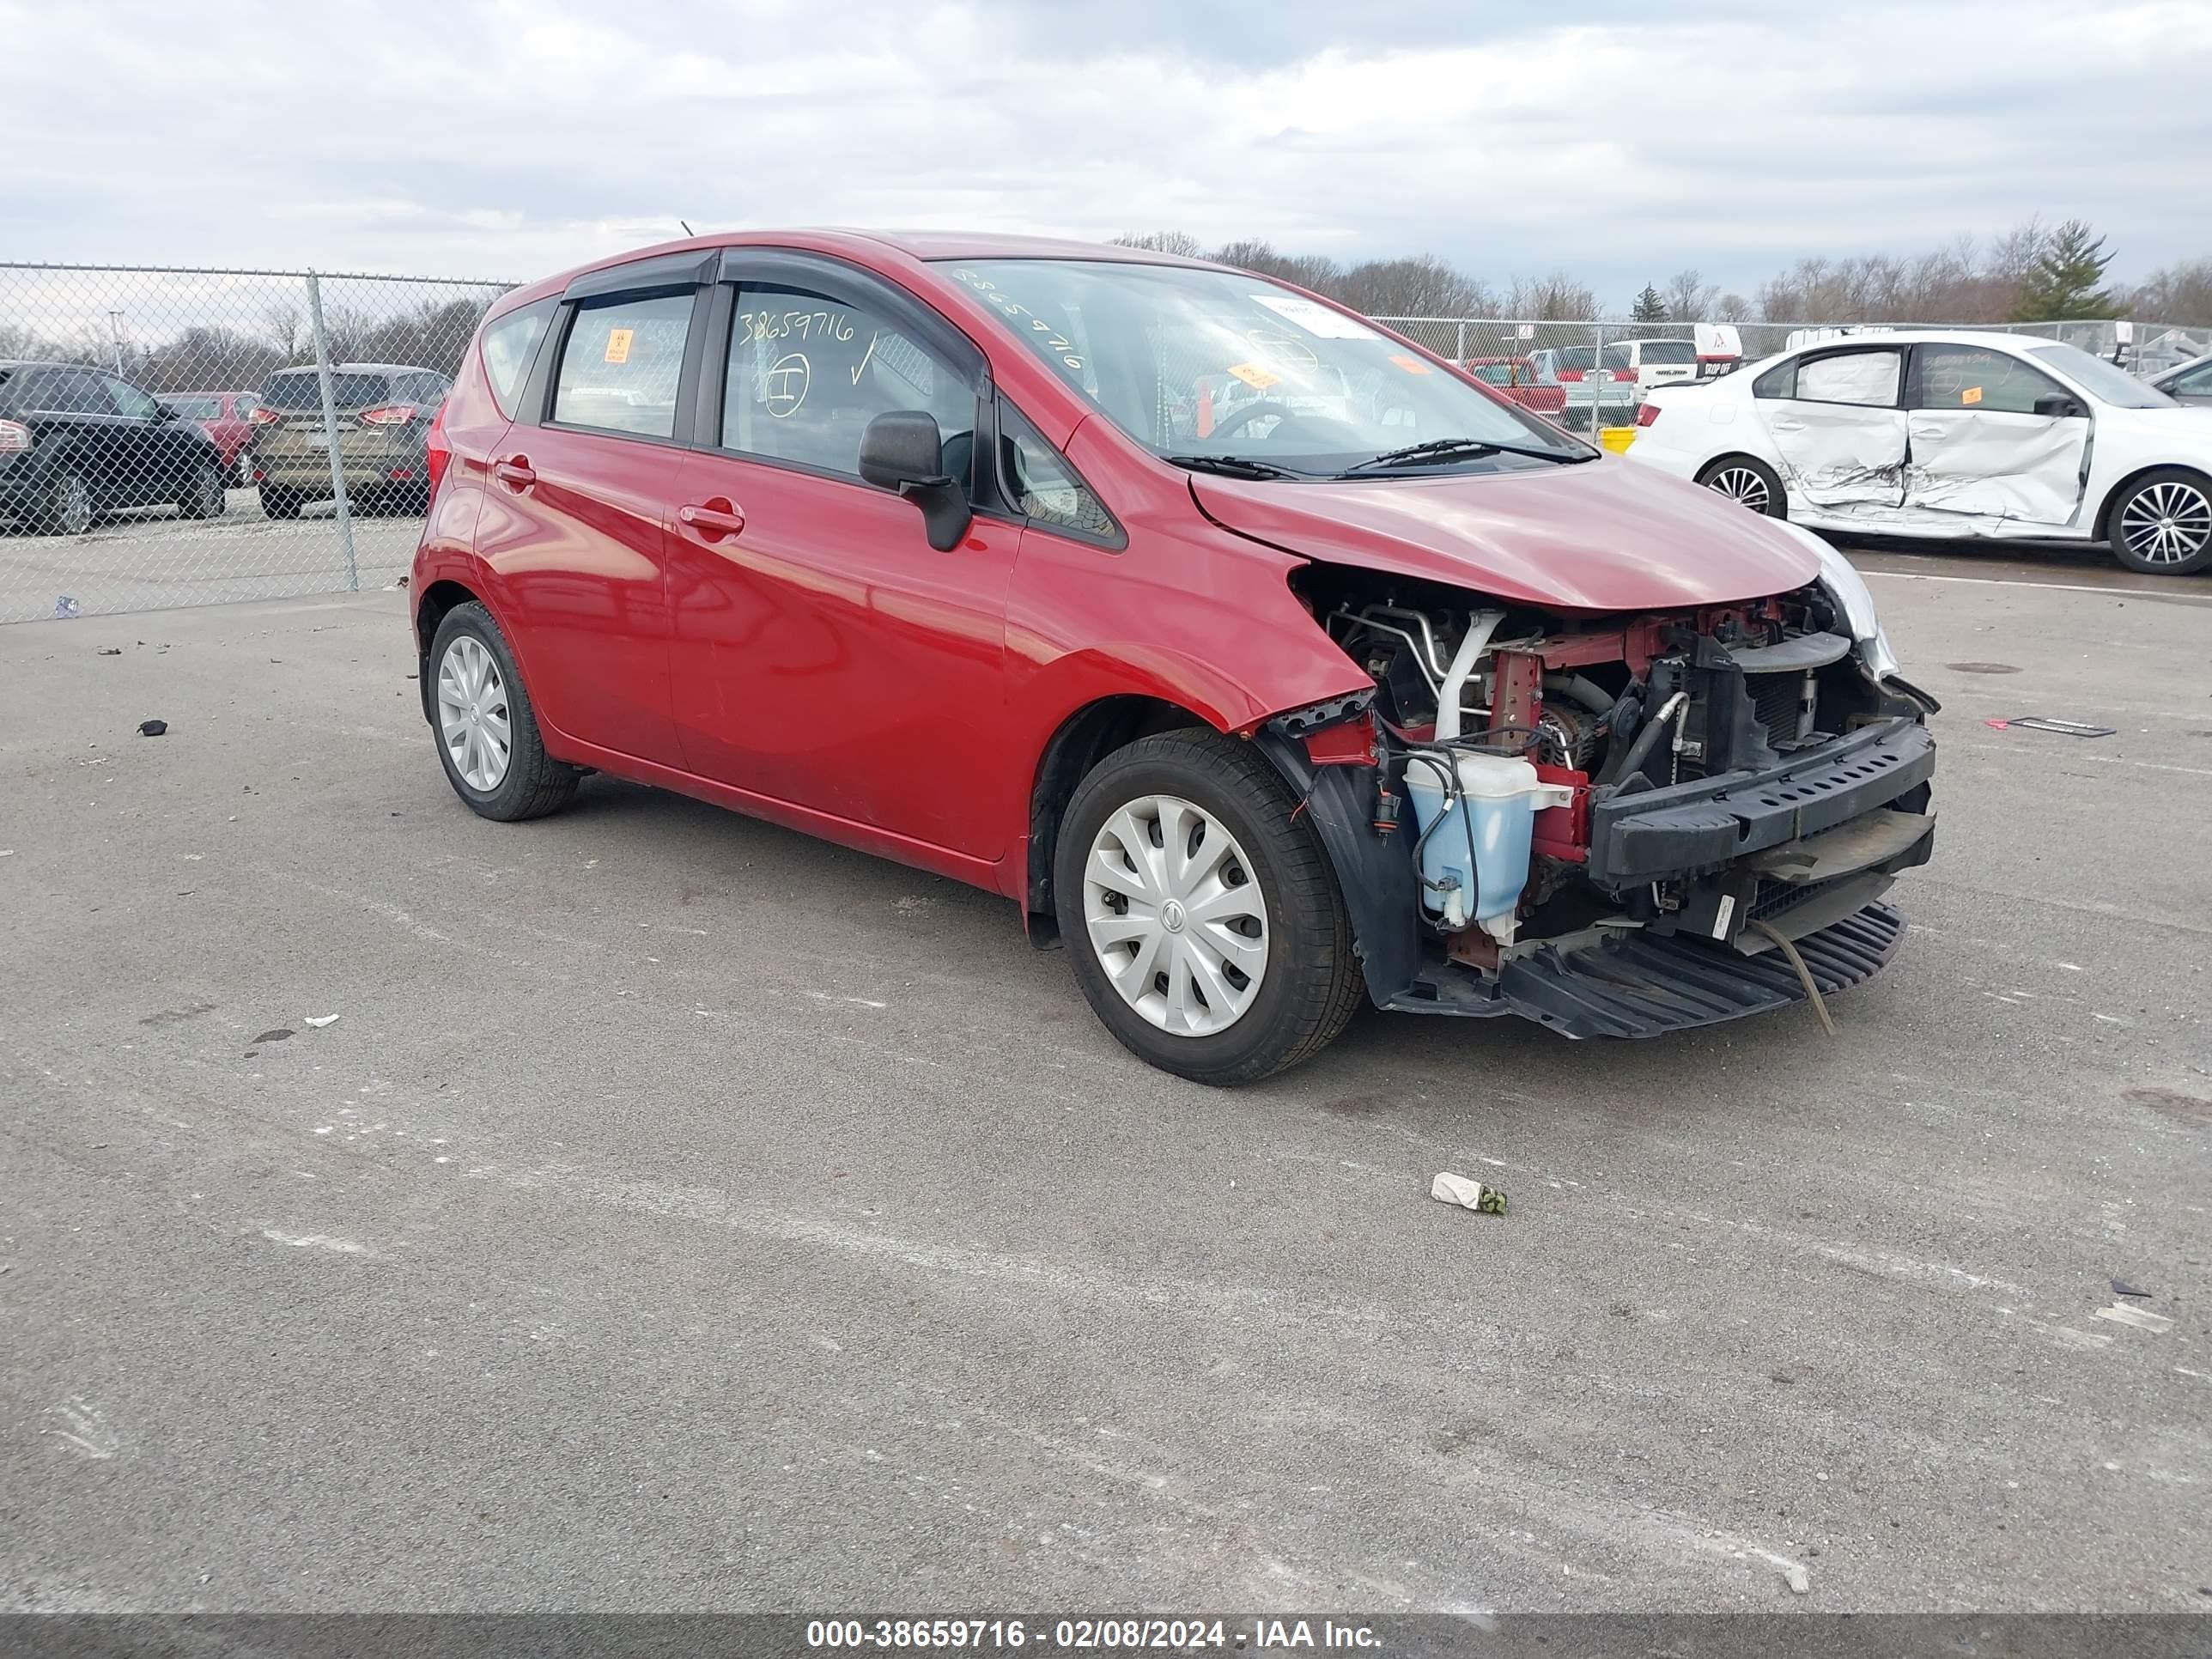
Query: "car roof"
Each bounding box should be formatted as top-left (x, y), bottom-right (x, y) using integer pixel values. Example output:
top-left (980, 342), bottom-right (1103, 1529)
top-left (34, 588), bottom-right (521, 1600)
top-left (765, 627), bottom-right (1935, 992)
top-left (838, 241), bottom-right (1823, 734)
top-left (492, 228), bottom-right (1232, 317)
top-left (1784, 330), bottom-right (2063, 351)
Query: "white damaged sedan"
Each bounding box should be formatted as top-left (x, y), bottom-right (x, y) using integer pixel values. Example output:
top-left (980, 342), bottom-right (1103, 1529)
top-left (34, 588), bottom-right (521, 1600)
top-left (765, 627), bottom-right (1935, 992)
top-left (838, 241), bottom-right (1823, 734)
top-left (1626, 331), bottom-right (2212, 574)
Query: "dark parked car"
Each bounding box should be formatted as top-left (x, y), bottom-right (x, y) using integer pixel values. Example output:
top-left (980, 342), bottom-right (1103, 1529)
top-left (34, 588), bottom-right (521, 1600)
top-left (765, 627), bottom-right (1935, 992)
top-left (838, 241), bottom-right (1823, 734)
top-left (0, 362), bottom-right (228, 534)
top-left (250, 363), bottom-right (450, 519)
top-left (409, 231), bottom-right (1936, 1084)
top-left (2151, 350), bottom-right (2212, 407)
top-left (156, 390), bottom-right (259, 482)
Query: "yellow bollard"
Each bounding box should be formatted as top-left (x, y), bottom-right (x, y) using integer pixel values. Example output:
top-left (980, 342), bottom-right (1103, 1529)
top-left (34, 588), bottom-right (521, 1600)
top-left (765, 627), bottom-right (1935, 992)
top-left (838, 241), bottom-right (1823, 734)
top-left (1597, 426), bottom-right (1637, 454)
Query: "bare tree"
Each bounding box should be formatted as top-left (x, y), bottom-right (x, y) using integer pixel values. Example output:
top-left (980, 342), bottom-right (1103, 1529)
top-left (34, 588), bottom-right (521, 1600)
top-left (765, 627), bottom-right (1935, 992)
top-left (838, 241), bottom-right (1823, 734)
top-left (1210, 240), bottom-right (1346, 294)
top-left (1662, 269), bottom-right (1718, 323)
top-left (261, 304), bottom-right (307, 364)
top-left (1336, 255), bottom-right (1494, 317)
top-left (1503, 271), bottom-right (1597, 320)
top-left (1110, 231), bottom-right (1206, 258)
top-left (2130, 258), bottom-right (2212, 325)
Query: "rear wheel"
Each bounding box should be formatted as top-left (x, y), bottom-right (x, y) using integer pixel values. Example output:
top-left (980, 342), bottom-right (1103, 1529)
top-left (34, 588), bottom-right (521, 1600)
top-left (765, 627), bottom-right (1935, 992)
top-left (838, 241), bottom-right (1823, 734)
top-left (260, 485), bottom-right (302, 520)
top-left (177, 459), bottom-right (227, 520)
top-left (428, 601), bottom-right (580, 822)
top-left (40, 471), bottom-right (93, 536)
top-left (2108, 468), bottom-right (2212, 574)
top-left (1054, 729), bottom-right (1363, 1085)
top-left (1698, 454), bottom-right (1785, 518)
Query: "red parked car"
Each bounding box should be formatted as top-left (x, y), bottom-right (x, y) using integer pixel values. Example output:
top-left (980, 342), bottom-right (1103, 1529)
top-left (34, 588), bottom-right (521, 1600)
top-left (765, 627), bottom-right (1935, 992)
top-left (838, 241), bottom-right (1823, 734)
top-left (155, 391), bottom-right (258, 483)
top-left (1457, 356), bottom-right (1568, 419)
top-left (410, 232), bottom-right (1938, 1083)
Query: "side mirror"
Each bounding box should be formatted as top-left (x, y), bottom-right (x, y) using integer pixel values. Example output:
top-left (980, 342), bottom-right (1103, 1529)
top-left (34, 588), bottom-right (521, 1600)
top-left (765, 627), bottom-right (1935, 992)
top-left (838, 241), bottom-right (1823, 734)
top-left (858, 410), bottom-right (971, 552)
top-left (2033, 393), bottom-right (2086, 418)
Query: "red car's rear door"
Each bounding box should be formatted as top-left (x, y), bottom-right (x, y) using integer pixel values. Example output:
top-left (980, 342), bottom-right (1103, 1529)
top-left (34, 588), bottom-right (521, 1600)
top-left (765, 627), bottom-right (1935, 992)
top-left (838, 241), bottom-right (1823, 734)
top-left (660, 257), bottom-right (1018, 864)
top-left (471, 267), bottom-right (711, 769)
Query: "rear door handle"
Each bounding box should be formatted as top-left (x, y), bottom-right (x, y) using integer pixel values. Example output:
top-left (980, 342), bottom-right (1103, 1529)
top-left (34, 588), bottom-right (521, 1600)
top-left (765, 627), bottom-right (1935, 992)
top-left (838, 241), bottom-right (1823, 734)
top-left (678, 499), bottom-right (745, 540)
top-left (493, 459), bottom-right (536, 490)
top-left (1769, 417), bottom-right (1805, 433)
top-left (1908, 422), bottom-right (1945, 439)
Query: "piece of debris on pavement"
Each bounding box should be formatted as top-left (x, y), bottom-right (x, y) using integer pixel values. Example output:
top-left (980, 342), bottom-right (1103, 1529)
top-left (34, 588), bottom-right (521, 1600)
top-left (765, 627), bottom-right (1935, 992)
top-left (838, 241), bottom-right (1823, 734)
top-left (2112, 1279), bottom-right (2152, 1298)
top-left (251, 1029), bottom-right (294, 1045)
top-left (1784, 1564), bottom-right (1810, 1595)
top-left (302, 1014), bottom-right (341, 1030)
top-left (2091, 1303), bottom-right (2173, 1334)
top-left (1431, 1171), bottom-right (1508, 1214)
top-left (54, 597), bottom-right (81, 619)
top-left (97, 647), bottom-right (121, 656)
top-left (138, 720), bottom-right (168, 738)
top-left (2002, 716), bottom-right (2118, 738)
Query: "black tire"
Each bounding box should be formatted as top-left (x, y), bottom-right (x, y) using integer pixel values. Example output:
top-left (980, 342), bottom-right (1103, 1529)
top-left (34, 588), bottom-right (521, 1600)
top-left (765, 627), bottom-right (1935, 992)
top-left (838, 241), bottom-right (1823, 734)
top-left (260, 485), bottom-right (302, 520)
top-left (177, 459), bottom-right (227, 520)
top-left (2106, 467), bottom-right (2212, 575)
top-left (1698, 453), bottom-right (1787, 519)
top-left (40, 470), bottom-right (94, 536)
top-left (427, 600), bottom-right (580, 822)
top-left (1054, 728), bottom-right (1364, 1085)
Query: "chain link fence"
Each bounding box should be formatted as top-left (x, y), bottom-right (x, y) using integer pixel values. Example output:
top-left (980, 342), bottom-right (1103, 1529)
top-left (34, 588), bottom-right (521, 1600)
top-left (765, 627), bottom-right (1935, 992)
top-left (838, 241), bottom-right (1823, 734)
top-left (0, 263), bottom-right (513, 623)
top-left (3, 260), bottom-right (2205, 624)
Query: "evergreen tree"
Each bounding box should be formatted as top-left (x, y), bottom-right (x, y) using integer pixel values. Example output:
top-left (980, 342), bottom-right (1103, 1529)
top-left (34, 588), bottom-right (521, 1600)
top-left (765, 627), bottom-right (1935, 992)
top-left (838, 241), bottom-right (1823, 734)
top-left (1631, 283), bottom-right (1668, 323)
top-left (2011, 221), bottom-right (2124, 321)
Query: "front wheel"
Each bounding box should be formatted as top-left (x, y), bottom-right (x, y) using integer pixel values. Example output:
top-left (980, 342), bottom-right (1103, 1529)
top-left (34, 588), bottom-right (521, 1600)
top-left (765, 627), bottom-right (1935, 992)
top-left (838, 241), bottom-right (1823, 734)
top-left (260, 485), bottom-right (302, 520)
top-left (2109, 468), bottom-right (2212, 574)
top-left (1698, 454), bottom-right (1786, 518)
top-left (1054, 729), bottom-right (1363, 1085)
top-left (428, 601), bottom-right (580, 822)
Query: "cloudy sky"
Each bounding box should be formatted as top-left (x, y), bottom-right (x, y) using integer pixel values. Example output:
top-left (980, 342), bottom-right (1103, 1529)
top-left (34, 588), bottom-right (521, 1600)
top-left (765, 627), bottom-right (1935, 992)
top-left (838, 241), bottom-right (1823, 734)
top-left (4, 0), bottom-right (2209, 306)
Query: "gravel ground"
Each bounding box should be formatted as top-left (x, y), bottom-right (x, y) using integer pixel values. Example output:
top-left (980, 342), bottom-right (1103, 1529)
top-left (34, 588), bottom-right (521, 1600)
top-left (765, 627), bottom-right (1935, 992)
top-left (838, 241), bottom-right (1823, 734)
top-left (2, 545), bottom-right (2207, 1613)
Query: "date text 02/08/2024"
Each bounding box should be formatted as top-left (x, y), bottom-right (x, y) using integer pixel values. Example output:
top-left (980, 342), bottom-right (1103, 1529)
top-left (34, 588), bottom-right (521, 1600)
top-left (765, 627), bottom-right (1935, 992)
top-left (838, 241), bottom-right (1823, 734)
top-left (804, 1618), bottom-right (1383, 1650)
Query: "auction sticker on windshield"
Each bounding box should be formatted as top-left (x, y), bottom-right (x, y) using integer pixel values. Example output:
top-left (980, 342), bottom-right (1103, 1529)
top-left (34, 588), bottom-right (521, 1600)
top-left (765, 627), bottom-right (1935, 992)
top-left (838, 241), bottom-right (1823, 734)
top-left (1249, 293), bottom-right (1378, 339)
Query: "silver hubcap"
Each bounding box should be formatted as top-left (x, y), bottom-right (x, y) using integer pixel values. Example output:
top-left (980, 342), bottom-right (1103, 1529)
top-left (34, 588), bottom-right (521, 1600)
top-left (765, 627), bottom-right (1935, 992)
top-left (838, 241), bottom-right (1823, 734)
top-left (438, 635), bottom-right (512, 792)
top-left (1084, 794), bottom-right (1269, 1037)
top-left (2119, 481), bottom-right (2211, 566)
top-left (1709, 465), bottom-right (1771, 514)
top-left (55, 477), bottom-right (90, 534)
top-left (198, 467), bottom-right (223, 511)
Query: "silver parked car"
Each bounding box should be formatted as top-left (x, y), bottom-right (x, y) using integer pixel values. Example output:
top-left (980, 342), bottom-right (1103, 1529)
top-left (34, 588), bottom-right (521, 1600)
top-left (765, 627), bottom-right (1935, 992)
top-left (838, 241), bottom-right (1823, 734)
top-left (2151, 350), bottom-right (2212, 407)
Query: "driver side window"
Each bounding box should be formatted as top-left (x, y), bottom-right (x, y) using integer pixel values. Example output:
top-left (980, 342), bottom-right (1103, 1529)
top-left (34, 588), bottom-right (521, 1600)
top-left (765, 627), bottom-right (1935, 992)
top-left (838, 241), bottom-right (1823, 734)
top-left (721, 283), bottom-right (976, 489)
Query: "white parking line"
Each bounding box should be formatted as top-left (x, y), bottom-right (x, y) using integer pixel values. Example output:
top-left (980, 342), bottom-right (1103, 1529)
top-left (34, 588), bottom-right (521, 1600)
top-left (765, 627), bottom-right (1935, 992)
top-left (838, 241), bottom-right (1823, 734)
top-left (1862, 569), bottom-right (2198, 599)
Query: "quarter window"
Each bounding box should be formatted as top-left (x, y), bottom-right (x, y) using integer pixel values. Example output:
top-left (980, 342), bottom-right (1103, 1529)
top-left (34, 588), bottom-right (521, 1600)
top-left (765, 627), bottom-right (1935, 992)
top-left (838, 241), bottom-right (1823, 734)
top-left (1911, 345), bottom-right (2066, 415)
top-left (1791, 349), bottom-right (1901, 408)
top-left (481, 299), bottom-right (554, 416)
top-left (104, 376), bottom-right (160, 419)
top-left (720, 283), bottom-right (976, 484)
top-left (552, 292), bottom-right (694, 439)
top-left (996, 403), bottom-right (1118, 544)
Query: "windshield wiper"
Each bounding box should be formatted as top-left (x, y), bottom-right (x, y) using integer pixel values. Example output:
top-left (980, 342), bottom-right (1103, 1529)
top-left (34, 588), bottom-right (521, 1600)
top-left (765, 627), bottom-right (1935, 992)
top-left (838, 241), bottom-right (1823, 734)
top-left (1340, 435), bottom-right (1591, 473)
top-left (1161, 453), bottom-right (1309, 480)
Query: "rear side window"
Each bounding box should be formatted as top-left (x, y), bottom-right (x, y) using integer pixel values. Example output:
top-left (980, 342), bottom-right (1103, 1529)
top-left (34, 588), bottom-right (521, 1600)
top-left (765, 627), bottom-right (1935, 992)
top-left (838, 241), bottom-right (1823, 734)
top-left (164, 395), bottom-right (223, 420)
top-left (480, 300), bottom-right (554, 416)
top-left (263, 371), bottom-right (392, 410)
top-left (1790, 349), bottom-right (1901, 408)
top-left (553, 293), bottom-right (693, 439)
top-left (1639, 341), bottom-right (1695, 365)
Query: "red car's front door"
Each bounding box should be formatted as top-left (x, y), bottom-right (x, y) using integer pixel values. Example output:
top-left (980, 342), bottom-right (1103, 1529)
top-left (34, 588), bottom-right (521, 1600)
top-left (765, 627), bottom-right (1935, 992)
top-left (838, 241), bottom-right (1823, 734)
top-left (660, 264), bottom-right (1018, 866)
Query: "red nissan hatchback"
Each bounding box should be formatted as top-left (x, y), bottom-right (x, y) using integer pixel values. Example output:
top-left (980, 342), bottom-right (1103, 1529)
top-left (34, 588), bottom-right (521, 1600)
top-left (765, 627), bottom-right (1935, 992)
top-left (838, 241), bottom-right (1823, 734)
top-left (410, 232), bottom-right (1937, 1083)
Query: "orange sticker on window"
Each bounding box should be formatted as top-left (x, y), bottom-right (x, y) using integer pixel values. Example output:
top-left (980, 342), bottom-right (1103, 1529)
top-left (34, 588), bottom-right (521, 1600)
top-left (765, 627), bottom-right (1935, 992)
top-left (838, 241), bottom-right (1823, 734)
top-left (604, 327), bottom-right (634, 365)
top-left (1225, 362), bottom-right (1280, 391)
top-left (1389, 353), bottom-right (1433, 375)
top-left (1960, 385), bottom-right (1983, 404)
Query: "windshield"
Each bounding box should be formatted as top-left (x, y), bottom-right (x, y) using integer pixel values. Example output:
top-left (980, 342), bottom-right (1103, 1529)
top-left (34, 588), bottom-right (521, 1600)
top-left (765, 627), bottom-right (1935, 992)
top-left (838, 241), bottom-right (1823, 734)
top-left (1638, 340), bottom-right (1696, 365)
top-left (944, 260), bottom-right (1589, 474)
top-left (2027, 343), bottom-right (2175, 410)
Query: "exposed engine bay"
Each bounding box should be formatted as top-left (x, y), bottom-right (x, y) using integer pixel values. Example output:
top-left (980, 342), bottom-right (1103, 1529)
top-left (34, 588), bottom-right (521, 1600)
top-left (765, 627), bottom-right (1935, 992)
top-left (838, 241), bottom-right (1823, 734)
top-left (1261, 563), bottom-right (1941, 1036)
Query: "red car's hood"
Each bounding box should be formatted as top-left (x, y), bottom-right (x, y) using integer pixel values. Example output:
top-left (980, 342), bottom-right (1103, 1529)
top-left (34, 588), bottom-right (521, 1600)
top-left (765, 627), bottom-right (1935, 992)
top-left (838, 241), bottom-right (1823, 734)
top-left (1191, 455), bottom-right (1822, 612)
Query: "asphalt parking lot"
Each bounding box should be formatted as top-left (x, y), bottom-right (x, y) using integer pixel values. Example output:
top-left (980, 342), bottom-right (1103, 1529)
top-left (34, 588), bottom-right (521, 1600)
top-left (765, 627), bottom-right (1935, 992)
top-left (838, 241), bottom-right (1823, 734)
top-left (3, 546), bottom-right (2209, 1613)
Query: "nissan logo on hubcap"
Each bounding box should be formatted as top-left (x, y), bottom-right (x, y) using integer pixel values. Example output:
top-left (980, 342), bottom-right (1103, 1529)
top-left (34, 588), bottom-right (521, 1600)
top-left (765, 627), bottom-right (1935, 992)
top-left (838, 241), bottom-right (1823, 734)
top-left (1160, 900), bottom-right (1187, 933)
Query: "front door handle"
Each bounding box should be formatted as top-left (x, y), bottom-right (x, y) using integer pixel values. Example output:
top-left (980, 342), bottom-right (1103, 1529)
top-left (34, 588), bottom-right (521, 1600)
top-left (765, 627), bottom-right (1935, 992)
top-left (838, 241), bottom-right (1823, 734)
top-left (678, 499), bottom-right (745, 541)
top-left (1908, 422), bottom-right (1945, 440)
top-left (493, 458), bottom-right (536, 490)
top-left (1769, 417), bottom-right (1806, 433)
